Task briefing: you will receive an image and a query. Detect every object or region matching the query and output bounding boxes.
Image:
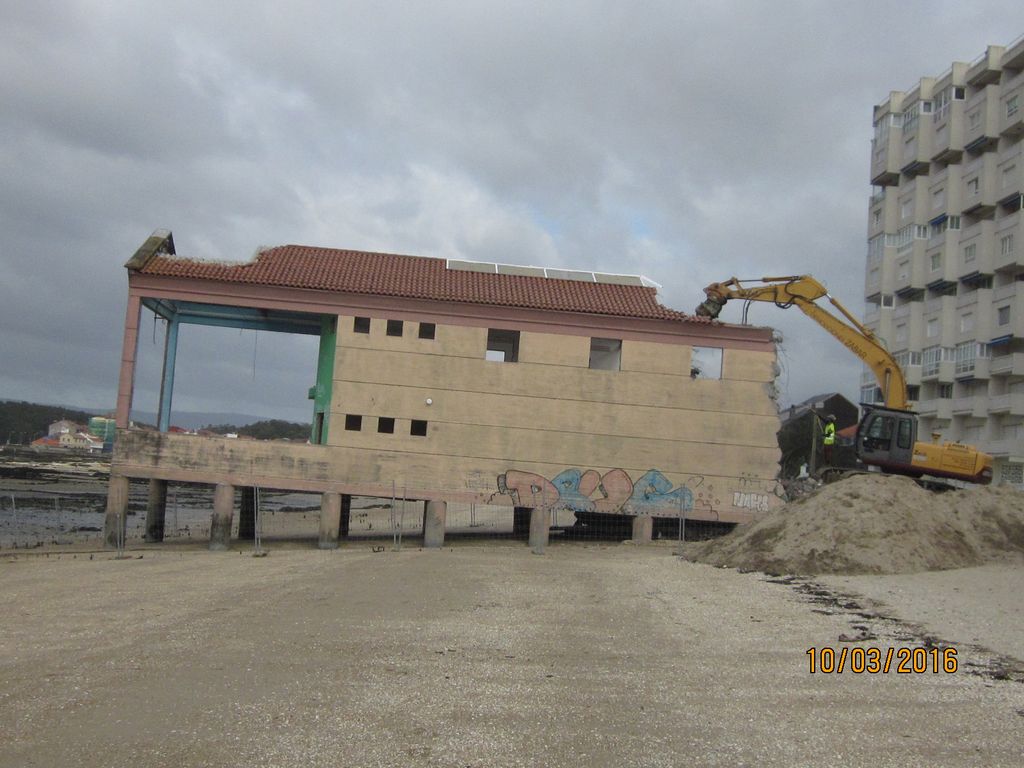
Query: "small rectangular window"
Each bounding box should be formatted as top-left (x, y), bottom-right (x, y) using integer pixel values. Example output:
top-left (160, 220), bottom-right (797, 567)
top-left (377, 417), bottom-right (395, 434)
top-left (589, 338), bottom-right (622, 370)
top-left (418, 322), bottom-right (436, 340)
top-left (897, 419), bottom-right (913, 450)
top-left (690, 346), bottom-right (723, 379)
top-left (998, 306), bottom-right (1011, 325)
top-left (410, 419), bottom-right (428, 437)
top-left (344, 414), bottom-right (362, 431)
top-left (353, 317), bottom-right (370, 334)
top-left (386, 319), bottom-right (404, 337)
top-left (486, 329), bottom-right (520, 362)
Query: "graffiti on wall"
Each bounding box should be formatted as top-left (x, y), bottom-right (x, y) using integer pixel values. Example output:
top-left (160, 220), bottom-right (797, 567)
top-left (495, 468), bottom-right (693, 516)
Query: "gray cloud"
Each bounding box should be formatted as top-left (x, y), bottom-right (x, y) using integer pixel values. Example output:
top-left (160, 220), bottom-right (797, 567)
top-left (1, 1), bottom-right (1021, 422)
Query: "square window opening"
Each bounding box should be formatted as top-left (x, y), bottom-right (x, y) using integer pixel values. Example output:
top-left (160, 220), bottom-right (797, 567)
top-left (410, 419), bottom-right (428, 437)
top-left (353, 317), bottom-right (371, 334)
top-left (377, 417), bottom-right (395, 434)
top-left (418, 322), bottom-right (436, 340)
top-left (344, 414), bottom-right (362, 431)
top-left (386, 319), bottom-right (404, 337)
top-left (589, 338), bottom-right (622, 370)
top-left (486, 329), bottom-right (520, 362)
top-left (690, 346), bottom-right (723, 379)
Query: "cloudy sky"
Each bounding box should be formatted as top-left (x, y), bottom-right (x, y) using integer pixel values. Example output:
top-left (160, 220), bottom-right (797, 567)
top-left (1, 1), bottom-right (1021, 425)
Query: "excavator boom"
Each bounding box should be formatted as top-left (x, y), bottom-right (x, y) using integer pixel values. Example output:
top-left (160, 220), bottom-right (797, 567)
top-left (697, 276), bottom-right (908, 410)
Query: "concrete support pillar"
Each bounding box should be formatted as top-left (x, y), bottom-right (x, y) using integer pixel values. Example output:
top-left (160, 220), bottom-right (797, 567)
top-left (340, 494), bottom-right (351, 539)
top-left (103, 475), bottom-right (130, 549)
top-left (529, 507), bottom-right (549, 555)
top-left (631, 515), bottom-right (653, 544)
top-left (144, 478), bottom-right (167, 543)
top-left (115, 294), bottom-right (142, 428)
top-left (209, 483), bottom-right (235, 551)
top-left (238, 487), bottom-right (256, 541)
top-left (423, 500), bottom-right (446, 548)
top-left (319, 492), bottom-right (342, 549)
top-left (156, 316), bottom-right (180, 433)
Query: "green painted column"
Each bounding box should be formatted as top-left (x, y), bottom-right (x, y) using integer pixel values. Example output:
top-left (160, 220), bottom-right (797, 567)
top-left (309, 315), bottom-right (337, 444)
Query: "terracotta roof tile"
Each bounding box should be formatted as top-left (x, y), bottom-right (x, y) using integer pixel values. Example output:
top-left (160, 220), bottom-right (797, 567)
top-left (140, 244), bottom-right (709, 323)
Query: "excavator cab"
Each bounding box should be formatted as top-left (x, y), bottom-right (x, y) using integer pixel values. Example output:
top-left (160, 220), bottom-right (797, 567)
top-left (856, 406), bottom-right (918, 475)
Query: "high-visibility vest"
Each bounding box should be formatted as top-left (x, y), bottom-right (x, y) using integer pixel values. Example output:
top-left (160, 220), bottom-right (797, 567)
top-left (823, 422), bottom-right (836, 445)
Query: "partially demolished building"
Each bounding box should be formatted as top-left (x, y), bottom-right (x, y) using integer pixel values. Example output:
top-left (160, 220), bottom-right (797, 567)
top-left (105, 230), bottom-right (782, 549)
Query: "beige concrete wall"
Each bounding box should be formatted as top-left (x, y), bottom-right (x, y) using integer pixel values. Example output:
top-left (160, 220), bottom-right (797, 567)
top-left (319, 318), bottom-right (782, 520)
top-left (112, 315), bottom-right (782, 524)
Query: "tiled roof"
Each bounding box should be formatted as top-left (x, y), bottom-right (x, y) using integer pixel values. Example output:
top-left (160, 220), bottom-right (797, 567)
top-left (139, 244), bottom-right (708, 323)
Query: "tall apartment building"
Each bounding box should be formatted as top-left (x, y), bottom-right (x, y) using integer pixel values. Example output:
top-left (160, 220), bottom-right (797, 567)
top-left (866, 36), bottom-right (1024, 485)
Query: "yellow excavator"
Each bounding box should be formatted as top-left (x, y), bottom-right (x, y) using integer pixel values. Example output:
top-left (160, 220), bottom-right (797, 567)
top-left (696, 275), bottom-right (993, 485)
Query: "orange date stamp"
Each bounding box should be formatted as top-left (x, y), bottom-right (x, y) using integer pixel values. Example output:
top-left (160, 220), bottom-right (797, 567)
top-left (806, 646), bottom-right (958, 674)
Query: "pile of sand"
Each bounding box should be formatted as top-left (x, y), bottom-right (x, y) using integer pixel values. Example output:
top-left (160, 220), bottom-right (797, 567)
top-left (690, 474), bottom-right (1024, 575)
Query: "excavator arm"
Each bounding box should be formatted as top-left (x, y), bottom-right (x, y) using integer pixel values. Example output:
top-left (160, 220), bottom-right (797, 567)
top-left (696, 276), bottom-right (909, 411)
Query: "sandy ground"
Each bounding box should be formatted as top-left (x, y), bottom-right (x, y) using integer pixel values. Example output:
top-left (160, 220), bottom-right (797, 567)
top-left (819, 560), bottom-right (1024, 662)
top-left (1, 543), bottom-right (1023, 767)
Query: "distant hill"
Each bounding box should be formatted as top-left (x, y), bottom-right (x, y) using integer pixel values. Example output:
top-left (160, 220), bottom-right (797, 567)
top-left (0, 401), bottom-right (309, 443)
top-left (0, 401), bottom-right (101, 443)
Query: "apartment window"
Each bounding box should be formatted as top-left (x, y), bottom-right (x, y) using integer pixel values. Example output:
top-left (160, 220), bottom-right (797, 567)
top-left (967, 177), bottom-right (979, 196)
top-left (948, 215), bottom-right (960, 230)
top-left (998, 306), bottom-right (1011, 325)
top-left (954, 86), bottom-right (965, 100)
top-left (900, 200), bottom-right (913, 220)
top-left (955, 342), bottom-right (988, 375)
top-left (938, 383), bottom-right (953, 399)
top-left (908, 351), bottom-right (922, 366)
top-left (1004, 165), bottom-right (1017, 189)
top-left (930, 253), bottom-right (942, 272)
top-left (880, 294), bottom-right (895, 308)
top-left (872, 209), bottom-right (881, 227)
top-left (589, 338), bottom-right (622, 371)
top-left (868, 267), bottom-right (880, 287)
top-left (690, 347), bottom-right (723, 379)
top-left (410, 420), bottom-right (428, 437)
top-left (932, 188), bottom-right (944, 209)
top-left (907, 385), bottom-right (921, 402)
top-left (377, 417), bottom-right (395, 434)
top-left (968, 110), bottom-right (982, 129)
top-left (486, 329), bottom-right (520, 362)
top-left (923, 345), bottom-right (942, 376)
top-left (898, 259), bottom-right (910, 280)
top-left (895, 323), bottom-right (907, 343)
top-left (926, 318), bottom-right (939, 338)
top-left (963, 243), bottom-right (977, 263)
top-left (867, 234), bottom-right (884, 263)
top-left (915, 225), bottom-right (929, 240)
top-left (1007, 95), bottom-right (1019, 118)
top-left (353, 317), bottom-right (371, 334)
top-left (344, 414), bottom-right (362, 431)
top-left (386, 319), bottom-right (404, 337)
top-left (1001, 234), bottom-right (1015, 256)
top-left (418, 322), bottom-right (436, 340)
top-left (960, 312), bottom-right (973, 333)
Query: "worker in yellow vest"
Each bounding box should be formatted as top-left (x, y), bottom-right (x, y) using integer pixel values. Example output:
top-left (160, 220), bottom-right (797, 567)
top-left (822, 414), bottom-right (837, 466)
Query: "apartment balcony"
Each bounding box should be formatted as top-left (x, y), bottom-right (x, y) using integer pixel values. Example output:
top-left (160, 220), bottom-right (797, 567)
top-left (990, 352), bottom-right (1024, 376)
top-left (925, 294), bottom-right (956, 315)
top-left (871, 131), bottom-right (902, 186)
top-left (994, 213), bottom-right (1023, 273)
top-left (922, 360), bottom-right (956, 382)
top-left (963, 84), bottom-right (1001, 153)
top-left (957, 219), bottom-right (996, 281)
top-left (962, 153), bottom-right (999, 217)
top-left (952, 394), bottom-right (987, 417)
top-left (982, 439), bottom-right (1016, 458)
top-left (931, 102), bottom-right (965, 164)
top-left (901, 134), bottom-right (933, 177)
top-left (894, 252), bottom-right (927, 298)
top-left (1004, 35), bottom-right (1024, 70)
top-left (1002, 75), bottom-right (1024, 137)
top-left (988, 392), bottom-right (1024, 416)
top-left (955, 357), bottom-right (990, 381)
top-left (918, 398), bottom-right (954, 420)
top-left (967, 45), bottom-right (1004, 87)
